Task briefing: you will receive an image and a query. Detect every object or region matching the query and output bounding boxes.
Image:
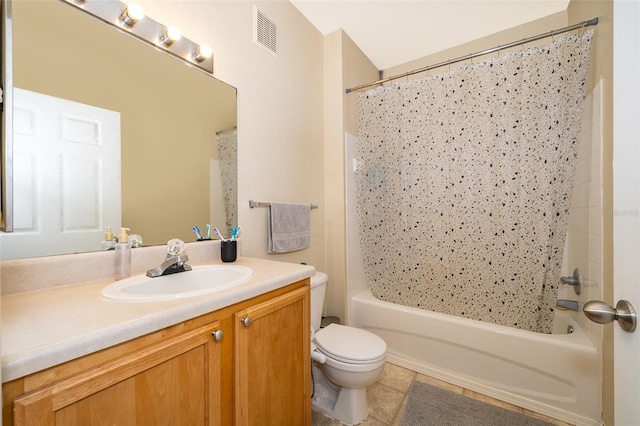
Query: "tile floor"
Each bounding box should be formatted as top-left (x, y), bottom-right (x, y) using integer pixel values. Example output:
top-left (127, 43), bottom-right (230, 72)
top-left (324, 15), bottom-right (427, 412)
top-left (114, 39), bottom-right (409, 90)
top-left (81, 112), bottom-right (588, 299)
top-left (311, 362), bottom-right (575, 426)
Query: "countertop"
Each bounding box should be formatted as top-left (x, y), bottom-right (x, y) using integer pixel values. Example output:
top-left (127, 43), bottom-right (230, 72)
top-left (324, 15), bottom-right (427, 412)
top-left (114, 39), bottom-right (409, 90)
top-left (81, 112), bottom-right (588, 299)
top-left (1, 257), bottom-right (315, 382)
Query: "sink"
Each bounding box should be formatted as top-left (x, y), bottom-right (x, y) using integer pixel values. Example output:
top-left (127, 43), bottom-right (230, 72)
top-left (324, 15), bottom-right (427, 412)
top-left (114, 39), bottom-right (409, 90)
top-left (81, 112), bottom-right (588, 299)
top-left (101, 264), bottom-right (254, 302)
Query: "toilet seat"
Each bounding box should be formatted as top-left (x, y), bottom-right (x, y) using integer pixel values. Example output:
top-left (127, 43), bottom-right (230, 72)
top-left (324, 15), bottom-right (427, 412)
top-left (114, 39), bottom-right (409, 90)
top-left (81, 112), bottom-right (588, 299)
top-left (314, 324), bottom-right (386, 365)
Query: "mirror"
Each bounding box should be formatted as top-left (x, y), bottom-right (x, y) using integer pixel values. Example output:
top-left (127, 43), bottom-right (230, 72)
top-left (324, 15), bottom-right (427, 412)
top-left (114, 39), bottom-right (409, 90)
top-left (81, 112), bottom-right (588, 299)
top-left (0, 0), bottom-right (237, 260)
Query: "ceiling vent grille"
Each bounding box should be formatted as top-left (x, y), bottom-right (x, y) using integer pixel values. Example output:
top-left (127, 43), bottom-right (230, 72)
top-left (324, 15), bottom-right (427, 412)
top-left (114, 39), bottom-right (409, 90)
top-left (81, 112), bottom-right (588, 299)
top-left (253, 7), bottom-right (278, 56)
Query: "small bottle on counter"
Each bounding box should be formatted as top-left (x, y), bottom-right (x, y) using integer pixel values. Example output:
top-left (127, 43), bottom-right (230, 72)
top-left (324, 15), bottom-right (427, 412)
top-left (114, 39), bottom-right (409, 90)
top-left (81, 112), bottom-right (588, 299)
top-left (101, 226), bottom-right (117, 250)
top-left (115, 227), bottom-right (132, 280)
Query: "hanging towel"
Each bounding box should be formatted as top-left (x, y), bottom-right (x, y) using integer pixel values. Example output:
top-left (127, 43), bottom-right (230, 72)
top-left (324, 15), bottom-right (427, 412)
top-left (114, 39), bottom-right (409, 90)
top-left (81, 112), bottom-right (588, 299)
top-left (268, 202), bottom-right (311, 253)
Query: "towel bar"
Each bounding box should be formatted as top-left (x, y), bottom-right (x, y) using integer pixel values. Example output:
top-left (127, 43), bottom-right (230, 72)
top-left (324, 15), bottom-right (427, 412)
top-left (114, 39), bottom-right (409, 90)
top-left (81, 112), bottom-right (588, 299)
top-left (249, 199), bottom-right (318, 209)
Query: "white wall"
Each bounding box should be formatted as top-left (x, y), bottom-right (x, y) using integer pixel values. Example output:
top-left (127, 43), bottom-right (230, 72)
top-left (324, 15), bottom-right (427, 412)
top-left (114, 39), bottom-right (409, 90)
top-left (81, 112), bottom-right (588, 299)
top-left (138, 0), bottom-right (326, 269)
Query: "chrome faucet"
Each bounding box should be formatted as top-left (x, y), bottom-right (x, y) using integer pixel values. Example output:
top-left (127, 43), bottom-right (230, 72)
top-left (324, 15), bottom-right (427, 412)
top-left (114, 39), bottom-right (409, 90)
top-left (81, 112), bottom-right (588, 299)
top-left (146, 238), bottom-right (192, 278)
top-left (556, 299), bottom-right (579, 312)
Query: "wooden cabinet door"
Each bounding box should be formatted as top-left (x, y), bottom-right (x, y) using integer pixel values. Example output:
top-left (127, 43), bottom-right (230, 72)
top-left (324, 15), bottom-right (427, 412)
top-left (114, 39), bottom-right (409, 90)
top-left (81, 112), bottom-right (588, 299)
top-left (233, 287), bottom-right (310, 426)
top-left (13, 322), bottom-right (222, 425)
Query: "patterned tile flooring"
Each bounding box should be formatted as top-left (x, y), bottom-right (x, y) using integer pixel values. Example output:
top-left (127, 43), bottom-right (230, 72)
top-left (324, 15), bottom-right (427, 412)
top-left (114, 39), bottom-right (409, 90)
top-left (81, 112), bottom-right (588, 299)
top-left (311, 362), bottom-right (575, 426)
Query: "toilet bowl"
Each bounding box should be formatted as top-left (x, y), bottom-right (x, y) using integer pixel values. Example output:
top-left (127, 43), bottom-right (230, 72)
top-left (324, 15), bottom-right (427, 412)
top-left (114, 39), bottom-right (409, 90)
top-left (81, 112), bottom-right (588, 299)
top-left (310, 272), bottom-right (387, 425)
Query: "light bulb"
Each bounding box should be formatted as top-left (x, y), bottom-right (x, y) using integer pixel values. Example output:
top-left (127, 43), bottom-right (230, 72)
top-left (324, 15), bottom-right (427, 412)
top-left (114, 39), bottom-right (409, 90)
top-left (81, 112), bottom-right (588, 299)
top-left (120, 3), bottom-right (144, 26)
top-left (160, 26), bottom-right (182, 47)
top-left (193, 44), bottom-right (212, 62)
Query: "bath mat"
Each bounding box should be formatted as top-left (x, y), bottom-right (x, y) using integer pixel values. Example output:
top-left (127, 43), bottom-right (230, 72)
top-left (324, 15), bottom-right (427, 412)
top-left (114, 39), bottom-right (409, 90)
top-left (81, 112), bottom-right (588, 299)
top-left (400, 381), bottom-right (553, 426)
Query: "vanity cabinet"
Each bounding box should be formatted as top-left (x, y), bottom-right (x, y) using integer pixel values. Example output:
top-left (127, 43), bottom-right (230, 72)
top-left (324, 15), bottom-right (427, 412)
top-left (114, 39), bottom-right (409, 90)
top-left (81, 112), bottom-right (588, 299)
top-left (12, 321), bottom-right (222, 425)
top-left (234, 286), bottom-right (310, 425)
top-left (2, 280), bottom-right (311, 426)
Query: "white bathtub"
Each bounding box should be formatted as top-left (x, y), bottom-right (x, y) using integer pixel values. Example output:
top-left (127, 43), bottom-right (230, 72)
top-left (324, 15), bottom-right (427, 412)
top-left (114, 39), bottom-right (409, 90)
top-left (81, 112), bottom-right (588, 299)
top-left (350, 289), bottom-right (601, 426)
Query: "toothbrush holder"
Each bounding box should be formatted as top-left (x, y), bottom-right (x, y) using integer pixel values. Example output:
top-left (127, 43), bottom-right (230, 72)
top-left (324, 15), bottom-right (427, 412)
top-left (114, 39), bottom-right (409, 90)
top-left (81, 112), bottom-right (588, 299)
top-left (220, 240), bottom-right (237, 262)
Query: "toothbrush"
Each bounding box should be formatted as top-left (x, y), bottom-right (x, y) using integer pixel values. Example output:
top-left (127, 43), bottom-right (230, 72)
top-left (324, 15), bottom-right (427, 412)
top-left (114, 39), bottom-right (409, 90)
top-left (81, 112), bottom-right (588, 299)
top-left (213, 227), bottom-right (227, 242)
top-left (231, 226), bottom-right (241, 241)
top-left (205, 224), bottom-right (211, 239)
top-left (192, 226), bottom-right (203, 240)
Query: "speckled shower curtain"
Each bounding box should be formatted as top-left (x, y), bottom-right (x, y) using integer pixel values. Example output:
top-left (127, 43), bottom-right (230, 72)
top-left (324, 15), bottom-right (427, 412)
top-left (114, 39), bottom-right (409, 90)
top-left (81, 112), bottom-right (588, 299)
top-left (356, 31), bottom-right (593, 333)
top-left (215, 128), bottom-right (237, 237)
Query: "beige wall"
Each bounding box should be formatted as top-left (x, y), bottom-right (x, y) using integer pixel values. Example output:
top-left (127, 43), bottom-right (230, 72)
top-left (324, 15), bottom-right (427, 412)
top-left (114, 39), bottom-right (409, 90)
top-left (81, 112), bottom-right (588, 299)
top-left (322, 31), bottom-right (346, 320)
top-left (140, 3), bottom-right (376, 323)
top-left (323, 30), bottom-right (378, 321)
top-left (138, 1), bottom-right (326, 268)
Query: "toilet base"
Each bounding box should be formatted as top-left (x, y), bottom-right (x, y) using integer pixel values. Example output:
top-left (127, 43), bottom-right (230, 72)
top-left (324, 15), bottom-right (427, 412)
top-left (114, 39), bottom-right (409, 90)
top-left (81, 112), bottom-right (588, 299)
top-left (311, 364), bottom-right (369, 425)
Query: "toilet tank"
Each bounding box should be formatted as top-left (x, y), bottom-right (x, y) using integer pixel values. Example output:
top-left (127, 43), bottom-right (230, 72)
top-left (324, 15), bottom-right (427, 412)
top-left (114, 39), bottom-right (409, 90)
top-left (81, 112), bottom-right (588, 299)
top-left (310, 272), bottom-right (328, 332)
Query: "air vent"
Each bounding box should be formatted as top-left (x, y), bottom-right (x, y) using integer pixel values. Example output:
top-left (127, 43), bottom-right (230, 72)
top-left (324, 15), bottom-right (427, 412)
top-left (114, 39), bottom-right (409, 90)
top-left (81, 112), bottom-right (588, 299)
top-left (253, 6), bottom-right (278, 56)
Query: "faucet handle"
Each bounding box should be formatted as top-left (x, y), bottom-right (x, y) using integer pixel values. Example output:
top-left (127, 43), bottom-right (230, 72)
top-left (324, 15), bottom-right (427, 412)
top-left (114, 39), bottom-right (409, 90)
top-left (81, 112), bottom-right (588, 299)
top-left (166, 238), bottom-right (186, 256)
top-left (560, 268), bottom-right (582, 295)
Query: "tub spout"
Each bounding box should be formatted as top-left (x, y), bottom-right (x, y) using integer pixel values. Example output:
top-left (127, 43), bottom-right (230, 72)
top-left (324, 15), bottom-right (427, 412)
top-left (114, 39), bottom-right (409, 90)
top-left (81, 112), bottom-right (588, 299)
top-left (556, 299), bottom-right (579, 311)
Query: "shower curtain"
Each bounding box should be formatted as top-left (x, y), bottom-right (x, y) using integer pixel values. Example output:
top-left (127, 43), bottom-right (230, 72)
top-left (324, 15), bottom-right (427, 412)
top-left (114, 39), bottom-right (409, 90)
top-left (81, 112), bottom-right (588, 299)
top-left (356, 31), bottom-right (593, 333)
top-left (215, 128), bottom-right (237, 237)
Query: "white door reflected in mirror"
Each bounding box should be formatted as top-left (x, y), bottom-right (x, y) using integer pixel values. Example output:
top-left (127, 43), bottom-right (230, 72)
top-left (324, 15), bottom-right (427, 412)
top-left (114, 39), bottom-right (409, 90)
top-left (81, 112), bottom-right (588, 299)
top-left (0, 89), bottom-right (121, 260)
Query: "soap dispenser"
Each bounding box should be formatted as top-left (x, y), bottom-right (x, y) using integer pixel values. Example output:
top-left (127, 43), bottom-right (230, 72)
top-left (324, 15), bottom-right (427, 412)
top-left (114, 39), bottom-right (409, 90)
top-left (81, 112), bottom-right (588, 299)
top-left (115, 227), bottom-right (132, 280)
top-left (101, 226), bottom-right (117, 251)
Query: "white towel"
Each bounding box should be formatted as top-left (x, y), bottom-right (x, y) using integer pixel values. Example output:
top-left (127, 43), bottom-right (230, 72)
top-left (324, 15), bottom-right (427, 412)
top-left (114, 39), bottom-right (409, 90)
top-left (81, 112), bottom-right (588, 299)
top-left (268, 202), bottom-right (311, 253)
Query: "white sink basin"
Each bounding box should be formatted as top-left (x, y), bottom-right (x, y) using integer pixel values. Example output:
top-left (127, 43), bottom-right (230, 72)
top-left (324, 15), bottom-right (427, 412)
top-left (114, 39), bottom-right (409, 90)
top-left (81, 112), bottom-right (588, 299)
top-left (101, 264), bottom-right (253, 302)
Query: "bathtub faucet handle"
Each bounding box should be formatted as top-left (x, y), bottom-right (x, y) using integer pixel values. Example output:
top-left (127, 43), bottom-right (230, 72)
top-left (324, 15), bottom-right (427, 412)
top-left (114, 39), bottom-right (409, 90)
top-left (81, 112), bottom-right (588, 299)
top-left (560, 268), bottom-right (582, 295)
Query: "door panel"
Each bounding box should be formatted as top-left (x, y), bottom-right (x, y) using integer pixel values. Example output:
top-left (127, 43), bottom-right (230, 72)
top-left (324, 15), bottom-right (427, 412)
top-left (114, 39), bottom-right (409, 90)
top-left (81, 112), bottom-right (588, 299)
top-left (613, 1), bottom-right (640, 424)
top-left (1, 88), bottom-right (121, 260)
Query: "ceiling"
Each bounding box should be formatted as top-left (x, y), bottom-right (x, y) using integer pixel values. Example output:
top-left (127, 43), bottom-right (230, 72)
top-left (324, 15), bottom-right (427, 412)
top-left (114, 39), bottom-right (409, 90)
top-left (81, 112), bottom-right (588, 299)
top-left (290, 0), bottom-right (570, 70)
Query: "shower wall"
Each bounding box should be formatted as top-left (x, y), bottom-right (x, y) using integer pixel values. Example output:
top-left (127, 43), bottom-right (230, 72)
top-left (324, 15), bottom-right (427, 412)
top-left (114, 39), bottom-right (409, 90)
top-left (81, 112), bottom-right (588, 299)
top-left (346, 132), bottom-right (368, 324)
top-left (561, 80), bottom-right (604, 347)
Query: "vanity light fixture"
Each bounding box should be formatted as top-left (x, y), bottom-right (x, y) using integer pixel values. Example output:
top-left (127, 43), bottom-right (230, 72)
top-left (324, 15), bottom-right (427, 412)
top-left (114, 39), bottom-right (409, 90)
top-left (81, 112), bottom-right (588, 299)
top-left (193, 44), bottom-right (212, 63)
top-left (160, 26), bottom-right (182, 47)
top-left (62, 0), bottom-right (214, 73)
top-left (119, 3), bottom-right (144, 27)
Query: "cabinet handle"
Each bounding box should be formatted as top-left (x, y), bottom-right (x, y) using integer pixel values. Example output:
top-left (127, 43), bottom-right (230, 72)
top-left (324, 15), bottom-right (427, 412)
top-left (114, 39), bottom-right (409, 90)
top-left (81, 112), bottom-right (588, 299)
top-left (241, 317), bottom-right (252, 327)
top-left (212, 330), bottom-right (224, 341)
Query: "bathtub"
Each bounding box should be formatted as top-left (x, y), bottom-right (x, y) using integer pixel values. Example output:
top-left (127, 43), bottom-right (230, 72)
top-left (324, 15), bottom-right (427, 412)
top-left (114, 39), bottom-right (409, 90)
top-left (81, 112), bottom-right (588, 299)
top-left (350, 289), bottom-right (601, 426)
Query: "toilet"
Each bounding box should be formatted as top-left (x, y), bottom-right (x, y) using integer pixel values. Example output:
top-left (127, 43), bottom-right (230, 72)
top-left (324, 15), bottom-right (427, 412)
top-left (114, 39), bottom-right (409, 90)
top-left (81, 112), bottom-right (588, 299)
top-left (310, 272), bottom-right (387, 425)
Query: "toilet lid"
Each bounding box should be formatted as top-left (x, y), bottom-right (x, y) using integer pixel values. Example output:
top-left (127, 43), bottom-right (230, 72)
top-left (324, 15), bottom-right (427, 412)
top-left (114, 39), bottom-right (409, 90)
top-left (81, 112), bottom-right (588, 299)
top-left (314, 323), bottom-right (386, 363)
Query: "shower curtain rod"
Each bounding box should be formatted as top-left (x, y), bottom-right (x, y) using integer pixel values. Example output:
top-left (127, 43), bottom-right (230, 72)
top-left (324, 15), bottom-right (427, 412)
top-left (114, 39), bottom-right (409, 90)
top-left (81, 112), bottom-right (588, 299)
top-left (345, 17), bottom-right (598, 94)
top-left (216, 126), bottom-right (237, 135)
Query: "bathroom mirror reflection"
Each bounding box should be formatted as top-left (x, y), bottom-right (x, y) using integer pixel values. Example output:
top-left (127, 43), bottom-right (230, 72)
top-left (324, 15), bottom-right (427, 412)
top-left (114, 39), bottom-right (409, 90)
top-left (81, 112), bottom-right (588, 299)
top-left (0, 1), bottom-right (237, 260)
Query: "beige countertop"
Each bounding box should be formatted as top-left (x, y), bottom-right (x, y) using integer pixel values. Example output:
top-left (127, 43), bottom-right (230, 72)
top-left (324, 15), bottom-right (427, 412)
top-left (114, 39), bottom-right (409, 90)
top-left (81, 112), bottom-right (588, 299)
top-left (1, 257), bottom-right (315, 382)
